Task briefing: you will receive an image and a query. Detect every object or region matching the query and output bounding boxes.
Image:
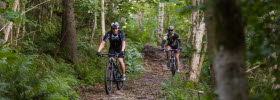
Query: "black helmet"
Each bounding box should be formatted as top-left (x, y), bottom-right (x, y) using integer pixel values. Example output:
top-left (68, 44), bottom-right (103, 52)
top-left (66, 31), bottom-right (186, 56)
top-left (111, 22), bottom-right (119, 28)
top-left (168, 26), bottom-right (174, 30)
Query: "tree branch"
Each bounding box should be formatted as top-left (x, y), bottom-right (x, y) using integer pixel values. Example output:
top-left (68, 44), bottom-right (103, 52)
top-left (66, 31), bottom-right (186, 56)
top-left (246, 65), bottom-right (260, 72)
top-left (21, 0), bottom-right (50, 15)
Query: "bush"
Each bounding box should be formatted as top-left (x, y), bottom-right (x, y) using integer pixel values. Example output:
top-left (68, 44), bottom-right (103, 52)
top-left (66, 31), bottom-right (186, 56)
top-left (0, 48), bottom-right (79, 99)
top-left (160, 74), bottom-right (215, 100)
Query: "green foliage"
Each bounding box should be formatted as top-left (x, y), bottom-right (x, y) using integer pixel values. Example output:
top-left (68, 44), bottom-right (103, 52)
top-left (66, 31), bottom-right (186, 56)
top-left (125, 39), bottom-right (144, 74)
top-left (160, 74), bottom-right (215, 100)
top-left (76, 38), bottom-right (105, 85)
top-left (242, 0), bottom-right (280, 98)
top-left (0, 48), bottom-right (79, 99)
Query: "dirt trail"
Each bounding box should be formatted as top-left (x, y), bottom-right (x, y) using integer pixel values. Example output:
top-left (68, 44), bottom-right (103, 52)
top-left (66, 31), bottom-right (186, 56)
top-left (78, 45), bottom-right (187, 100)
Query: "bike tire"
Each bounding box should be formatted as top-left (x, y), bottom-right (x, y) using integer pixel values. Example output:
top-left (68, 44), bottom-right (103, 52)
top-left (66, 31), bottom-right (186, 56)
top-left (105, 64), bottom-right (113, 94)
top-left (171, 60), bottom-right (176, 76)
top-left (116, 70), bottom-right (124, 90)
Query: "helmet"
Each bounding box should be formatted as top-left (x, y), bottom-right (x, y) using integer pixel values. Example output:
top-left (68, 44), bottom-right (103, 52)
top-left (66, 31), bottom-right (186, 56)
top-left (111, 22), bottom-right (119, 28)
top-left (168, 26), bottom-right (174, 30)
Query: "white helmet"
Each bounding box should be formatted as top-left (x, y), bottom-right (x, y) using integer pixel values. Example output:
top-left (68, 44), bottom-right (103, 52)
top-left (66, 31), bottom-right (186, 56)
top-left (168, 26), bottom-right (174, 30)
top-left (111, 22), bottom-right (119, 28)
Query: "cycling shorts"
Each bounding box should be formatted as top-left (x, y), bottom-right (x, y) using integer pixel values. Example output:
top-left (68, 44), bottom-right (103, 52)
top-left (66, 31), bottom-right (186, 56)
top-left (109, 47), bottom-right (124, 58)
top-left (166, 45), bottom-right (180, 54)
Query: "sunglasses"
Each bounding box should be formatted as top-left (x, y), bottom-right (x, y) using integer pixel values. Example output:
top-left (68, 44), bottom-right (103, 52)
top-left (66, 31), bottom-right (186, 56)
top-left (168, 30), bottom-right (174, 31)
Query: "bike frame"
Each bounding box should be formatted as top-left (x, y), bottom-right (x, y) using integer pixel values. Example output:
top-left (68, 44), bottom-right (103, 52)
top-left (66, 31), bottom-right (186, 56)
top-left (165, 49), bottom-right (179, 76)
top-left (101, 53), bottom-right (124, 94)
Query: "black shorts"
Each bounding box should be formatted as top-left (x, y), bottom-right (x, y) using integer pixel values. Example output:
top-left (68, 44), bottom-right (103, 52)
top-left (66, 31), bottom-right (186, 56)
top-left (109, 47), bottom-right (124, 58)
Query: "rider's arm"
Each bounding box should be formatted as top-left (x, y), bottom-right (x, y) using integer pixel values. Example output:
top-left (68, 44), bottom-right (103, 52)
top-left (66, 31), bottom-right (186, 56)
top-left (161, 40), bottom-right (166, 48)
top-left (177, 35), bottom-right (182, 48)
top-left (121, 31), bottom-right (126, 51)
top-left (178, 39), bottom-right (182, 47)
top-left (121, 41), bottom-right (126, 51)
top-left (98, 33), bottom-right (109, 52)
top-left (162, 33), bottom-right (168, 48)
top-left (98, 41), bottom-right (106, 52)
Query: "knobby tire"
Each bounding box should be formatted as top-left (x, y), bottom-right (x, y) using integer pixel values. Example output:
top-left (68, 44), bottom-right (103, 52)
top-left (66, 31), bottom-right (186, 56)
top-left (105, 64), bottom-right (113, 94)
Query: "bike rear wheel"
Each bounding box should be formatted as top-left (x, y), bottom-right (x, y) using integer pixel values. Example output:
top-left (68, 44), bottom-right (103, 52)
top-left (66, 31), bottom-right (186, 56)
top-left (105, 64), bottom-right (113, 94)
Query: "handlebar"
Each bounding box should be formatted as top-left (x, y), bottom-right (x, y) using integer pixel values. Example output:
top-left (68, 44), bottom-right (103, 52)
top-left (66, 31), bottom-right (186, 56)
top-left (100, 53), bottom-right (119, 57)
top-left (165, 49), bottom-right (180, 52)
top-left (162, 48), bottom-right (181, 52)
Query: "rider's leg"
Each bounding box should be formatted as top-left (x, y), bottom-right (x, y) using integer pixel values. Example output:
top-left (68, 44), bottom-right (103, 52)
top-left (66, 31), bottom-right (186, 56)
top-left (118, 58), bottom-right (126, 75)
top-left (166, 46), bottom-right (171, 61)
top-left (175, 52), bottom-right (180, 71)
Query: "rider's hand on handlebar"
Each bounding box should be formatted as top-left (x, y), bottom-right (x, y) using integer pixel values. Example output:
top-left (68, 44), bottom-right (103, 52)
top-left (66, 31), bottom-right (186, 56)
top-left (96, 52), bottom-right (102, 57)
top-left (178, 47), bottom-right (182, 50)
top-left (120, 51), bottom-right (124, 55)
top-left (161, 48), bottom-right (166, 51)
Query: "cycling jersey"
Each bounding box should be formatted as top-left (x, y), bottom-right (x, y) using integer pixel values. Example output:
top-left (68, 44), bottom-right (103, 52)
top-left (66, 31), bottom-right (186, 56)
top-left (103, 30), bottom-right (126, 49)
top-left (102, 30), bottom-right (126, 58)
top-left (161, 33), bottom-right (182, 49)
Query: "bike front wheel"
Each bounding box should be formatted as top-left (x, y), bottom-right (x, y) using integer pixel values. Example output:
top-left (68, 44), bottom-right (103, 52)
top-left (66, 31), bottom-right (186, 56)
top-left (116, 70), bottom-right (124, 90)
top-left (170, 60), bottom-right (176, 76)
top-left (105, 64), bottom-right (113, 94)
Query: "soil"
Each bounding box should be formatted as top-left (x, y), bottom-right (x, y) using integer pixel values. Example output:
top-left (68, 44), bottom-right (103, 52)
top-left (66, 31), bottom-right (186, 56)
top-left (77, 45), bottom-right (187, 100)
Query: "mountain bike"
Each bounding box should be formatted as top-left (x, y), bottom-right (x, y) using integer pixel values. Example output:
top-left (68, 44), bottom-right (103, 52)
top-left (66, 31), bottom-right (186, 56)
top-left (100, 53), bottom-right (124, 94)
top-left (165, 49), bottom-right (180, 76)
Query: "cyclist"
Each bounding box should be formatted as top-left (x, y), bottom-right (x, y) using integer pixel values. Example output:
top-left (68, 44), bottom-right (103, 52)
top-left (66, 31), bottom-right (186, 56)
top-left (96, 22), bottom-right (126, 81)
top-left (161, 26), bottom-right (182, 72)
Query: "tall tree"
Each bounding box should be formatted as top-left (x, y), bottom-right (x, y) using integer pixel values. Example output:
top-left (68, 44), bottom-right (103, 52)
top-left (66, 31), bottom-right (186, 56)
top-left (101, 0), bottom-right (105, 37)
top-left (137, 10), bottom-right (144, 32)
top-left (3, 0), bottom-right (19, 43)
top-left (0, 1), bottom-right (6, 31)
top-left (189, 0), bottom-right (206, 83)
top-left (90, 11), bottom-right (97, 42)
top-left (157, 2), bottom-right (164, 45)
top-left (205, 0), bottom-right (249, 99)
top-left (60, 0), bottom-right (77, 61)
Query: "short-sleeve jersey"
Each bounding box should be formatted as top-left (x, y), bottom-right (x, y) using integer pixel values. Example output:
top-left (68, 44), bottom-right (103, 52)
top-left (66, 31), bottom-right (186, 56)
top-left (163, 33), bottom-right (180, 47)
top-left (102, 30), bottom-right (126, 49)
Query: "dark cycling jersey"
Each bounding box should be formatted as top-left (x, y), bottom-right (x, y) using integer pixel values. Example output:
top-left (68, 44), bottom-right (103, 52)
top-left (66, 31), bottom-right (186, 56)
top-left (102, 30), bottom-right (126, 58)
top-left (103, 30), bottom-right (126, 49)
top-left (161, 33), bottom-right (182, 49)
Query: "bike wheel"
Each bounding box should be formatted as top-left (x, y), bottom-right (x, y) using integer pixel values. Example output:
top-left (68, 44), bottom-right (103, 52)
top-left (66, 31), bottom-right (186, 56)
top-left (116, 70), bottom-right (124, 90)
top-left (105, 64), bottom-right (113, 94)
top-left (171, 60), bottom-right (176, 76)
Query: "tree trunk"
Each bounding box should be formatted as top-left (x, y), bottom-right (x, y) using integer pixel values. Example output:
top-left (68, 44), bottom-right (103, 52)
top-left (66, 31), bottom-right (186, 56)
top-left (3, 0), bottom-right (19, 43)
top-left (189, 0), bottom-right (206, 83)
top-left (0, 1), bottom-right (6, 30)
top-left (101, 0), bottom-right (105, 38)
top-left (90, 11), bottom-right (97, 42)
top-left (22, 3), bottom-right (26, 38)
top-left (198, 43), bottom-right (207, 70)
top-left (157, 2), bottom-right (164, 45)
top-left (205, 0), bottom-right (249, 99)
top-left (60, 0), bottom-right (77, 61)
top-left (137, 11), bottom-right (143, 32)
top-left (14, 2), bottom-right (21, 46)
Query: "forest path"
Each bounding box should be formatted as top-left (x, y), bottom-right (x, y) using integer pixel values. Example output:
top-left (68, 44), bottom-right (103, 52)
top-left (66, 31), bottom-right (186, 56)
top-left (78, 45), bottom-right (187, 100)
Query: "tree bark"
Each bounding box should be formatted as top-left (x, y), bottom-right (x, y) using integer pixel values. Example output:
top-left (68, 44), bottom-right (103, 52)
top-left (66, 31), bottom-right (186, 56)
top-left (90, 11), bottom-right (97, 42)
top-left (0, 1), bottom-right (6, 30)
top-left (3, 0), bottom-right (19, 43)
top-left (205, 0), bottom-right (249, 99)
top-left (137, 11), bottom-right (143, 32)
top-left (101, 0), bottom-right (105, 38)
top-left (60, 0), bottom-right (77, 61)
top-left (198, 43), bottom-right (207, 70)
top-left (189, 0), bottom-right (206, 83)
top-left (157, 2), bottom-right (164, 45)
